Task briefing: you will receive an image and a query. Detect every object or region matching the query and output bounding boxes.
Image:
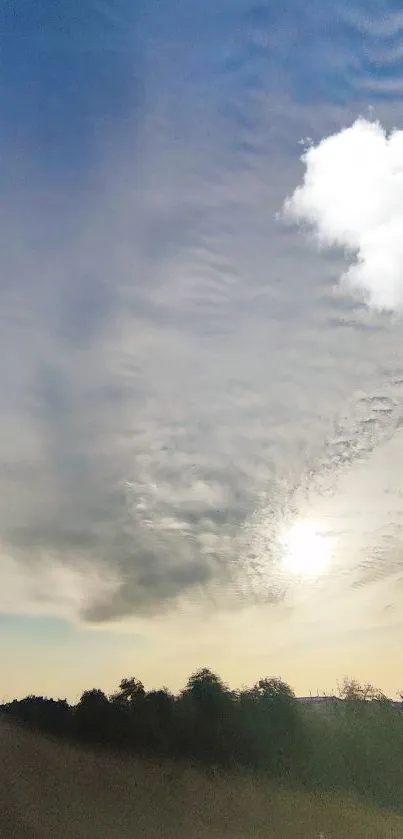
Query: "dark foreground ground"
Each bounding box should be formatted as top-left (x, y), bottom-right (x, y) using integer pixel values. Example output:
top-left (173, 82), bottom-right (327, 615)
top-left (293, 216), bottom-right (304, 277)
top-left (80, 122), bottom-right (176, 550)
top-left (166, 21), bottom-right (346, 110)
top-left (1, 719), bottom-right (403, 838)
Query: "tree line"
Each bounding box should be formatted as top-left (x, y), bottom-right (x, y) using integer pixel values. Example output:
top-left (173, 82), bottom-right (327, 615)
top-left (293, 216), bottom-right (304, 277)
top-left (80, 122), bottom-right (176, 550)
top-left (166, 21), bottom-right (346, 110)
top-left (3, 670), bottom-right (403, 812)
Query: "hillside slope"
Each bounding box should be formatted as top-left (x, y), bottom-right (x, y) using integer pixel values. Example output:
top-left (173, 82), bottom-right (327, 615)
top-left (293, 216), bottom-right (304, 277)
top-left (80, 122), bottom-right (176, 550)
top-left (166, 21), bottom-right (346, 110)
top-left (1, 719), bottom-right (403, 838)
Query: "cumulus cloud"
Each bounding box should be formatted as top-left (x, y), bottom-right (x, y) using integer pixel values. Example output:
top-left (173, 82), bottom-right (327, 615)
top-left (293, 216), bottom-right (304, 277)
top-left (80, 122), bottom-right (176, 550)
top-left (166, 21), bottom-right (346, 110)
top-left (283, 117), bottom-right (403, 311)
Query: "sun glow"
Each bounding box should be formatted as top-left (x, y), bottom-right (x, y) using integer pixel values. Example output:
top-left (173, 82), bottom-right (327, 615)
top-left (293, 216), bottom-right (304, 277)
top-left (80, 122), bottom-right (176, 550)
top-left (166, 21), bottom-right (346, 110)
top-left (280, 521), bottom-right (330, 576)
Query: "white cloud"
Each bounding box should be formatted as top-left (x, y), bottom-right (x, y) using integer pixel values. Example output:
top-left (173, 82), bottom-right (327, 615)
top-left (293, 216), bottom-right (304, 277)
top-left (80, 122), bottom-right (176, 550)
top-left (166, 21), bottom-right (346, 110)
top-left (283, 117), bottom-right (403, 311)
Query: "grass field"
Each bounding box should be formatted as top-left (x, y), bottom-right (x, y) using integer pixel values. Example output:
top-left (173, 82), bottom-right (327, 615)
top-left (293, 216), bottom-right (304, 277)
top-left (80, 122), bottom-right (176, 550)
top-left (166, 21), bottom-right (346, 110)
top-left (1, 719), bottom-right (403, 838)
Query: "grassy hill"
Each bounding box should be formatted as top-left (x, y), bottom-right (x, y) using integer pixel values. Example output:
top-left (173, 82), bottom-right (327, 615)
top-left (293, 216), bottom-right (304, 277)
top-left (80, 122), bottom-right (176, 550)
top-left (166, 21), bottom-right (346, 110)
top-left (1, 719), bottom-right (403, 839)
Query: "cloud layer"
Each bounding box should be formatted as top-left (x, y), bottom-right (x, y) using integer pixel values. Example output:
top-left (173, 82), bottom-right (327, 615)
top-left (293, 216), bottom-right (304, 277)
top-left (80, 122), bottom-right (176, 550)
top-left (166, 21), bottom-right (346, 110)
top-left (283, 118), bottom-right (403, 311)
top-left (3, 3), bottom-right (403, 629)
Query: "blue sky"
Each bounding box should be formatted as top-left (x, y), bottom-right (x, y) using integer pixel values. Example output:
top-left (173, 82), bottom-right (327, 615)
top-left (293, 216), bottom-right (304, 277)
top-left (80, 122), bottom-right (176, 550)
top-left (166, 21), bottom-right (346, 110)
top-left (2, 0), bottom-right (403, 699)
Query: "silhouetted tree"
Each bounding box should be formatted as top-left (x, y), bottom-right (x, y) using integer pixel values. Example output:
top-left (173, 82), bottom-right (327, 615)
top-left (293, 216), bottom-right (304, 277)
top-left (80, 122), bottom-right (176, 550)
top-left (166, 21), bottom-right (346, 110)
top-left (238, 677), bottom-right (300, 775)
top-left (337, 677), bottom-right (386, 703)
top-left (75, 688), bottom-right (112, 744)
top-left (141, 688), bottom-right (175, 755)
top-left (111, 677), bottom-right (145, 705)
top-left (178, 668), bottom-right (237, 765)
top-left (4, 696), bottom-right (72, 738)
top-left (108, 677), bottom-right (147, 752)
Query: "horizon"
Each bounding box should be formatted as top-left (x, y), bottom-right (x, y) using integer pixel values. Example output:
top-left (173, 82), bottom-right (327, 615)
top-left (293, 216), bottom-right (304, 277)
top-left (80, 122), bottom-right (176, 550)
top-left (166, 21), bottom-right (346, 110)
top-left (2, 659), bottom-right (402, 705)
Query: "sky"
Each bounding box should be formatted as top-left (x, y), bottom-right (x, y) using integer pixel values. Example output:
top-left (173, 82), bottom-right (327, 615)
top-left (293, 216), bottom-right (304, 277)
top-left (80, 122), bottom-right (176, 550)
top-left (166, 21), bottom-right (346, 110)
top-left (2, 0), bottom-right (403, 700)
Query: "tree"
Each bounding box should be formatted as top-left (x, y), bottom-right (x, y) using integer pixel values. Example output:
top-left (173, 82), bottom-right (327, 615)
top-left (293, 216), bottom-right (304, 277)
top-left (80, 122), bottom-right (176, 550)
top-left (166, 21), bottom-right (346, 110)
top-left (183, 668), bottom-right (229, 711)
top-left (179, 668), bottom-right (236, 764)
top-left (238, 677), bottom-right (299, 775)
top-left (110, 677), bottom-right (145, 705)
top-left (4, 695), bottom-right (72, 738)
top-left (108, 677), bottom-right (147, 753)
top-left (337, 677), bottom-right (386, 702)
top-left (142, 689), bottom-right (175, 754)
top-left (253, 677), bottom-right (295, 703)
top-left (75, 689), bottom-right (111, 743)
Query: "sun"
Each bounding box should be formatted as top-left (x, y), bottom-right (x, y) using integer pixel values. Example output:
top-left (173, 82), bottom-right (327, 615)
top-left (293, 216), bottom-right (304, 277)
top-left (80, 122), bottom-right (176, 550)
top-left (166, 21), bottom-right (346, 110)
top-left (280, 521), bottom-right (330, 576)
